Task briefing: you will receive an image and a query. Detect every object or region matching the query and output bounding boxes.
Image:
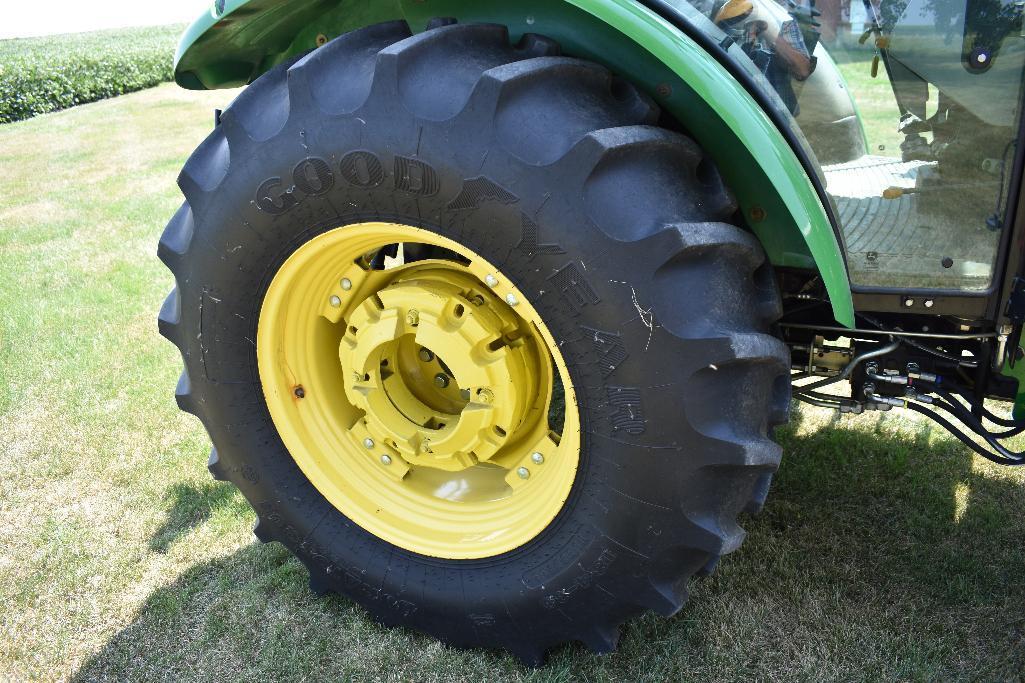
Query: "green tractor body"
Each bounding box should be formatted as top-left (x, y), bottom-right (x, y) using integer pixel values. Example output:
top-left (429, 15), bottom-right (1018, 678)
top-left (158, 0), bottom-right (1025, 663)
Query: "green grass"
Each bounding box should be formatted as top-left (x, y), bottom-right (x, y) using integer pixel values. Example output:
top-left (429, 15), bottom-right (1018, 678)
top-left (832, 47), bottom-right (904, 157)
top-left (1, 83), bottom-right (1024, 682)
top-left (829, 44), bottom-right (946, 159)
top-left (0, 25), bottom-right (183, 124)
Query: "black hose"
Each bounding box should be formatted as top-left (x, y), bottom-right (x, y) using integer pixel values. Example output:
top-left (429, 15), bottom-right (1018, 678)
top-left (799, 388), bottom-right (1025, 463)
top-left (904, 402), bottom-right (1025, 466)
top-left (930, 393), bottom-right (1025, 439)
top-left (801, 389), bottom-right (853, 403)
top-left (791, 347), bottom-right (1025, 463)
top-left (952, 391), bottom-right (1020, 427)
top-left (932, 387), bottom-right (1023, 432)
top-left (796, 339), bottom-right (901, 392)
top-left (922, 395), bottom-right (1025, 462)
top-left (795, 394), bottom-right (844, 409)
top-left (856, 313), bottom-right (979, 368)
top-left (918, 378), bottom-right (1025, 428)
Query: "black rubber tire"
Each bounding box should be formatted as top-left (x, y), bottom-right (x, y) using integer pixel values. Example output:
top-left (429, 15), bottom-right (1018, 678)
top-left (158, 20), bottom-right (790, 665)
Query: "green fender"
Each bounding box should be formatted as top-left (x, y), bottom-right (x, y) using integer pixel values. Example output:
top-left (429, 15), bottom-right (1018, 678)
top-left (175, 0), bottom-right (855, 327)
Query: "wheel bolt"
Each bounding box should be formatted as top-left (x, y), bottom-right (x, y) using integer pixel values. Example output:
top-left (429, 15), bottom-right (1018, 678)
top-left (329, 295), bottom-right (341, 308)
top-left (505, 293), bottom-right (519, 306)
top-left (418, 348), bottom-right (435, 363)
top-left (531, 452), bottom-right (544, 465)
top-left (363, 437), bottom-right (375, 449)
top-left (485, 274), bottom-right (499, 287)
top-left (434, 373), bottom-right (450, 389)
top-left (517, 467), bottom-right (530, 479)
top-left (380, 454), bottom-right (392, 466)
top-left (340, 278), bottom-right (352, 291)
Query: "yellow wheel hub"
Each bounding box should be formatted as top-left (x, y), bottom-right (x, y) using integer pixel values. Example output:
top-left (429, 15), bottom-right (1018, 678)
top-left (257, 222), bottom-right (580, 559)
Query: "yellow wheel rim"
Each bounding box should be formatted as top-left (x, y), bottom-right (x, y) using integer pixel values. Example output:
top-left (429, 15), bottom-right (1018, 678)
top-left (257, 222), bottom-right (580, 559)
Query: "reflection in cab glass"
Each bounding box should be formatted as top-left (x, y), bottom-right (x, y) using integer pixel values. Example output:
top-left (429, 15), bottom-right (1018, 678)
top-left (685, 0), bottom-right (1025, 291)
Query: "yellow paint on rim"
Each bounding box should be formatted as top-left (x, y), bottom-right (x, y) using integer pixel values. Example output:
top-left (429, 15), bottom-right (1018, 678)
top-left (257, 222), bottom-right (580, 559)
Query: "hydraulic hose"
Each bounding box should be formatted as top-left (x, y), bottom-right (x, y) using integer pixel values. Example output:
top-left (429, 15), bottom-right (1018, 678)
top-left (944, 386), bottom-right (1022, 428)
top-left (856, 312), bottom-right (979, 368)
top-left (915, 377), bottom-right (1025, 428)
top-left (930, 392), bottom-right (1025, 439)
top-left (795, 393), bottom-right (844, 409)
top-left (904, 402), bottom-right (1025, 466)
top-left (788, 322), bottom-right (1025, 464)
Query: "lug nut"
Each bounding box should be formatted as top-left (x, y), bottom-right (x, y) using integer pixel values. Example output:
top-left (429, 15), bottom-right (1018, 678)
top-left (531, 452), bottom-right (544, 465)
top-left (516, 467), bottom-right (530, 479)
top-left (329, 295), bottom-right (341, 308)
top-left (293, 386), bottom-right (306, 399)
top-left (418, 348), bottom-right (435, 363)
top-left (380, 454), bottom-right (392, 466)
top-left (434, 373), bottom-right (450, 389)
top-left (485, 274), bottom-right (499, 287)
top-left (363, 438), bottom-right (375, 449)
top-left (505, 293), bottom-right (519, 306)
top-left (340, 278), bottom-right (352, 291)
top-left (477, 388), bottom-right (494, 404)
top-left (406, 309), bottom-right (420, 326)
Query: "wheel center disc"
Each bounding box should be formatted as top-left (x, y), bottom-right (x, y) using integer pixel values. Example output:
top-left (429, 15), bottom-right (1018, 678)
top-left (339, 270), bottom-right (539, 472)
top-left (256, 222), bottom-right (580, 559)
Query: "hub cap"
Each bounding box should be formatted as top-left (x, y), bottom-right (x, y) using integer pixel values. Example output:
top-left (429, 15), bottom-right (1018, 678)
top-left (257, 223), bottom-right (580, 559)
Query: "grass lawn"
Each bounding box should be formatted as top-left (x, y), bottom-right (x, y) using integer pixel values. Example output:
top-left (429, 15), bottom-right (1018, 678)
top-left (831, 46), bottom-right (908, 158)
top-left (1, 81), bottom-right (1023, 682)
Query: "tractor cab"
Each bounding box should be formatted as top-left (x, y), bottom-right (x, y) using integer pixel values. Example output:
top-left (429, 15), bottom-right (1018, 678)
top-left (696, 0), bottom-right (1025, 294)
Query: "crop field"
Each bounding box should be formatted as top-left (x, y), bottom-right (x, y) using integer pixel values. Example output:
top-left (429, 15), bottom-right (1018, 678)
top-left (0, 37), bottom-right (1022, 683)
top-left (0, 25), bottom-right (182, 124)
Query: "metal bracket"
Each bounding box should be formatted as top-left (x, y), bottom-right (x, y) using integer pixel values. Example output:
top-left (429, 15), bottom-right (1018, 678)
top-left (1002, 278), bottom-right (1025, 369)
top-left (1004, 276), bottom-right (1025, 322)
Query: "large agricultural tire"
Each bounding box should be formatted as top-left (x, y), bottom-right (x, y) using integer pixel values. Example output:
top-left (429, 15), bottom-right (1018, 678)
top-left (157, 19), bottom-right (790, 665)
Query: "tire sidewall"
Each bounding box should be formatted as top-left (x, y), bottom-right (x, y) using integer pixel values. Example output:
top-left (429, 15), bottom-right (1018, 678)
top-left (173, 28), bottom-right (785, 651)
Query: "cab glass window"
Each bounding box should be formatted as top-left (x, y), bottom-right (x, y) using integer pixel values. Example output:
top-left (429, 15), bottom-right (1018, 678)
top-left (675, 0), bottom-right (1025, 291)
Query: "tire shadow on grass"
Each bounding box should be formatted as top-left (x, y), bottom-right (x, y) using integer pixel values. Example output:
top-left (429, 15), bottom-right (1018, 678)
top-left (72, 407), bottom-right (1025, 682)
top-left (148, 481), bottom-right (243, 554)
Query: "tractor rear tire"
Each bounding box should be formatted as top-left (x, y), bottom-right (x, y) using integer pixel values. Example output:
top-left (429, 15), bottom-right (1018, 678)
top-left (158, 20), bottom-right (790, 665)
